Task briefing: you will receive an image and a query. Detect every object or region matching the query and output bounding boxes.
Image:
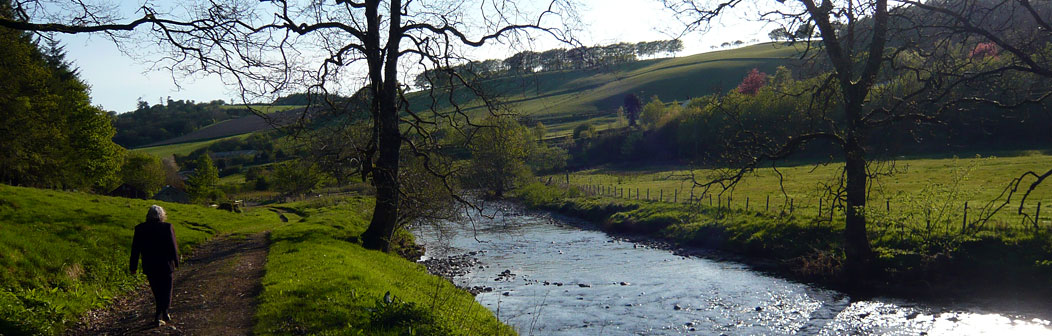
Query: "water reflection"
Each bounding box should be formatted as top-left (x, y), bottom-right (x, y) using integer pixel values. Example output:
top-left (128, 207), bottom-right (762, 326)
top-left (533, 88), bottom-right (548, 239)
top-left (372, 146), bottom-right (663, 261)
top-left (413, 205), bottom-right (1052, 335)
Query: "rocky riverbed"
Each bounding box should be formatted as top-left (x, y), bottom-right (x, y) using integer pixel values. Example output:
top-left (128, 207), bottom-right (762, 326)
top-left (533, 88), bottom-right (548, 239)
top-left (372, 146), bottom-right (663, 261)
top-left (412, 202), bottom-right (1052, 335)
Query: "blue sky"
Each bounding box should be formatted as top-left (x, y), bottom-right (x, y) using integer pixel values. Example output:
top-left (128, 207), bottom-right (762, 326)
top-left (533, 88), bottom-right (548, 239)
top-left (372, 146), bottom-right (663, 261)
top-left (56, 0), bottom-right (768, 113)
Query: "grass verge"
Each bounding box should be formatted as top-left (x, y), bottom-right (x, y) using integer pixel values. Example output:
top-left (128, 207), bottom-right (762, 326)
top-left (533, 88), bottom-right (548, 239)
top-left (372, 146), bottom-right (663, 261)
top-left (254, 196), bottom-right (515, 335)
top-left (0, 184), bottom-right (279, 335)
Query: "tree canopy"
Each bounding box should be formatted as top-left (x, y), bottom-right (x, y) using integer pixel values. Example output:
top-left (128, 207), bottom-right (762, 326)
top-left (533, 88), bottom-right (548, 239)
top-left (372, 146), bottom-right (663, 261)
top-left (0, 4), bottom-right (123, 190)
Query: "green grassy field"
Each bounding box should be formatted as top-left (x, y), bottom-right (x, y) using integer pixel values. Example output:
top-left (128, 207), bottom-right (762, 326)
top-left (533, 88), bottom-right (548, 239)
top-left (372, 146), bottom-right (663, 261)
top-left (132, 133), bottom-right (253, 158)
top-left (0, 185), bottom-right (280, 335)
top-left (218, 104), bottom-right (305, 114)
top-left (254, 196), bottom-right (513, 336)
top-left (128, 43), bottom-right (801, 153)
top-left (550, 152), bottom-right (1052, 229)
top-left (407, 42), bottom-right (804, 138)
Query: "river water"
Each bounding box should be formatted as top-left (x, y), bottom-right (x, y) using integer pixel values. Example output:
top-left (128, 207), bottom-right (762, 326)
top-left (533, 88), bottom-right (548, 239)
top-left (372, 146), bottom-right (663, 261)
top-left (412, 204), bottom-right (1052, 335)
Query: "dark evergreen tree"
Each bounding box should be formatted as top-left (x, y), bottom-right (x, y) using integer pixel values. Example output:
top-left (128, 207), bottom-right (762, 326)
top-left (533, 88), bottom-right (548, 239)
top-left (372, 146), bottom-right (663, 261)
top-left (623, 93), bottom-right (642, 127)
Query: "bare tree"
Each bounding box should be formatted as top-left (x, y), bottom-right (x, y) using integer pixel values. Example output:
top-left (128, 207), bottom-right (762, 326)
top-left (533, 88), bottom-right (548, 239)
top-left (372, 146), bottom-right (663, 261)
top-left (894, 0), bottom-right (1052, 223)
top-left (664, 0), bottom-right (1051, 277)
top-left (664, 0), bottom-right (900, 277)
top-left (0, 0), bottom-right (579, 251)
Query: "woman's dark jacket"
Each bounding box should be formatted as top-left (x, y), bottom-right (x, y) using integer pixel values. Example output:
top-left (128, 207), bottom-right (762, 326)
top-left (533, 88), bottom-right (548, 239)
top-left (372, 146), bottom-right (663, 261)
top-left (129, 221), bottom-right (180, 275)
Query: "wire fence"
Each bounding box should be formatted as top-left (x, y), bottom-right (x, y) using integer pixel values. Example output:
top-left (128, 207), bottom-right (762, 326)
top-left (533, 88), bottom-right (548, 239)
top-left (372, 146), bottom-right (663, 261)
top-left (544, 178), bottom-right (1048, 234)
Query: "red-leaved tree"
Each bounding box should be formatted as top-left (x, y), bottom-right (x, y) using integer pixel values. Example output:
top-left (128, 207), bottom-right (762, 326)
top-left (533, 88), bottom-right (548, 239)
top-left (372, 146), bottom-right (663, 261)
top-left (736, 68), bottom-right (767, 95)
top-left (969, 42), bottom-right (999, 59)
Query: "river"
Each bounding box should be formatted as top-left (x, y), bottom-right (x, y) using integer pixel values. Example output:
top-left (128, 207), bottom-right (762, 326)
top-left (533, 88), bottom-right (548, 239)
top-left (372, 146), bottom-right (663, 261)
top-left (412, 203), bottom-right (1052, 335)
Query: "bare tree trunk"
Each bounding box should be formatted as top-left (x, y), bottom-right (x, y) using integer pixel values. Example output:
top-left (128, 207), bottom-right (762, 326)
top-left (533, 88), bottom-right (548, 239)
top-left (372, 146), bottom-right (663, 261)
top-left (843, 137), bottom-right (873, 278)
top-left (361, 0), bottom-right (403, 252)
top-left (361, 104), bottom-right (402, 251)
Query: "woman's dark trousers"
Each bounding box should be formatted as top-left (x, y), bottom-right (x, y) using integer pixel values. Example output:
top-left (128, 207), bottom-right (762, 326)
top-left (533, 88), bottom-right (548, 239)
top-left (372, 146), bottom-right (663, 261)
top-left (146, 272), bottom-right (173, 315)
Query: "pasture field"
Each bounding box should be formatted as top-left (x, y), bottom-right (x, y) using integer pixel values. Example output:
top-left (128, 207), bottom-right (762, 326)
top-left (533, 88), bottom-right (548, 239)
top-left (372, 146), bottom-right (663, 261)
top-left (218, 104), bottom-right (305, 114)
top-left (125, 43), bottom-right (802, 152)
top-left (408, 42), bottom-right (804, 138)
top-left (550, 151), bottom-right (1052, 229)
top-left (132, 133), bottom-right (253, 158)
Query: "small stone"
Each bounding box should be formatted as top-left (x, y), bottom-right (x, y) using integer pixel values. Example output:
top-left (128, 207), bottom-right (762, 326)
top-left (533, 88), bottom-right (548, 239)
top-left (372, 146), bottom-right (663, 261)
top-left (620, 282), bottom-right (630, 286)
top-left (502, 292), bottom-right (511, 296)
top-left (674, 304), bottom-right (682, 310)
top-left (578, 283), bottom-right (591, 288)
top-left (755, 306), bottom-right (763, 311)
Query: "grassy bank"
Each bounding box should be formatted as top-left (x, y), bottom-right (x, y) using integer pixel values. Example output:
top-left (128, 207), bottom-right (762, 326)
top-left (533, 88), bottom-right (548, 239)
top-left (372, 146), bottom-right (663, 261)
top-left (254, 196), bottom-right (514, 335)
top-left (552, 152), bottom-right (1052, 228)
top-left (0, 184), bottom-right (280, 335)
top-left (515, 182), bottom-right (1052, 297)
top-left (0, 185), bottom-right (512, 335)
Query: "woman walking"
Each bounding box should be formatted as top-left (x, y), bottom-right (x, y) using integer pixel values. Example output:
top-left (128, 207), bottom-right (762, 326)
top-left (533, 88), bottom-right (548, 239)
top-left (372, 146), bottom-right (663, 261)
top-left (129, 205), bottom-right (180, 327)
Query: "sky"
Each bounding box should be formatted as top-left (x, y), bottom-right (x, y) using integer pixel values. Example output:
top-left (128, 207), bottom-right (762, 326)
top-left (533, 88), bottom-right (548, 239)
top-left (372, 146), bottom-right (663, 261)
top-left (56, 0), bottom-right (771, 113)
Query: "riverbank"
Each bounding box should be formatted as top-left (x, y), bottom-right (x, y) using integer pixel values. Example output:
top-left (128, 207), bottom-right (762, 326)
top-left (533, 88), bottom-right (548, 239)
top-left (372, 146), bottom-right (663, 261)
top-left (252, 196), bottom-right (514, 335)
top-left (514, 182), bottom-right (1052, 302)
top-left (0, 185), bottom-right (513, 335)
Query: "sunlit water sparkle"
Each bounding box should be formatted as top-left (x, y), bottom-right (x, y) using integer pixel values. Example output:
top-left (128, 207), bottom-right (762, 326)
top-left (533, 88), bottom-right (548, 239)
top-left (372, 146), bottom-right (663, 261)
top-left (413, 205), bottom-right (1052, 335)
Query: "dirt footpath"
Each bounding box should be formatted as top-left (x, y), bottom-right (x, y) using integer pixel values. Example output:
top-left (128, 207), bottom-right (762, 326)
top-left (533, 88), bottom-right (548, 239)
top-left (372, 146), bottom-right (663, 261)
top-left (67, 232), bottom-right (270, 335)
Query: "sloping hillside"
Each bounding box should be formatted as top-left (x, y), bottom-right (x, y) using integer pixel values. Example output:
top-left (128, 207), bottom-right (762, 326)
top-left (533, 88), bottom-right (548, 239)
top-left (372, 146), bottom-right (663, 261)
top-left (140, 106), bottom-right (305, 148)
top-left (135, 42), bottom-right (802, 152)
top-left (406, 42), bottom-right (804, 136)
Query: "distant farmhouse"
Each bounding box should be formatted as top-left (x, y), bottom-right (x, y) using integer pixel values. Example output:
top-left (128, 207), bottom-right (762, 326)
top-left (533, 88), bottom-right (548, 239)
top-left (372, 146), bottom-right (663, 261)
top-left (108, 183), bottom-right (148, 199)
top-left (153, 185), bottom-right (190, 204)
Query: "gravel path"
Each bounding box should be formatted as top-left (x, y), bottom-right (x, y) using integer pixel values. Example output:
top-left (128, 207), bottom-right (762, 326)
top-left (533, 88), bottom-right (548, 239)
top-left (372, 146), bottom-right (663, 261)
top-left (67, 232), bottom-right (270, 335)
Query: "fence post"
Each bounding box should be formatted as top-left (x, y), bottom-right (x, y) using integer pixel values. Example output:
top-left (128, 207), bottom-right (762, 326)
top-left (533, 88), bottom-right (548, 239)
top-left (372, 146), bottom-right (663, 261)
top-left (818, 198), bottom-right (823, 218)
top-left (766, 195), bottom-right (770, 212)
top-left (1036, 202), bottom-right (1043, 230)
top-left (746, 197), bottom-right (750, 211)
top-left (636, 188), bottom-right (639, 200)
top-left (790, 199), bottom-right (794, 215)
top-left (647, 188), bottom-right (650, 201)
top-left (675, 189), bottom-right (678, 203)
top-left (962, 202), bottom-right (968, 233)
top-left (829, 201), bottom-right (835, 222)
top-left (709, 194), bottom-right (713, 206)
top-left (660, 189), bottom-right (663, 202)
top-left (886, 199), bottom-right (890, 212)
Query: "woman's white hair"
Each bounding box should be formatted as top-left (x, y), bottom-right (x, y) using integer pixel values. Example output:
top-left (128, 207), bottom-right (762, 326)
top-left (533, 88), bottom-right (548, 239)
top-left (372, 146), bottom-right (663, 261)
top-left (147, 205), bottom-right (167, 222)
